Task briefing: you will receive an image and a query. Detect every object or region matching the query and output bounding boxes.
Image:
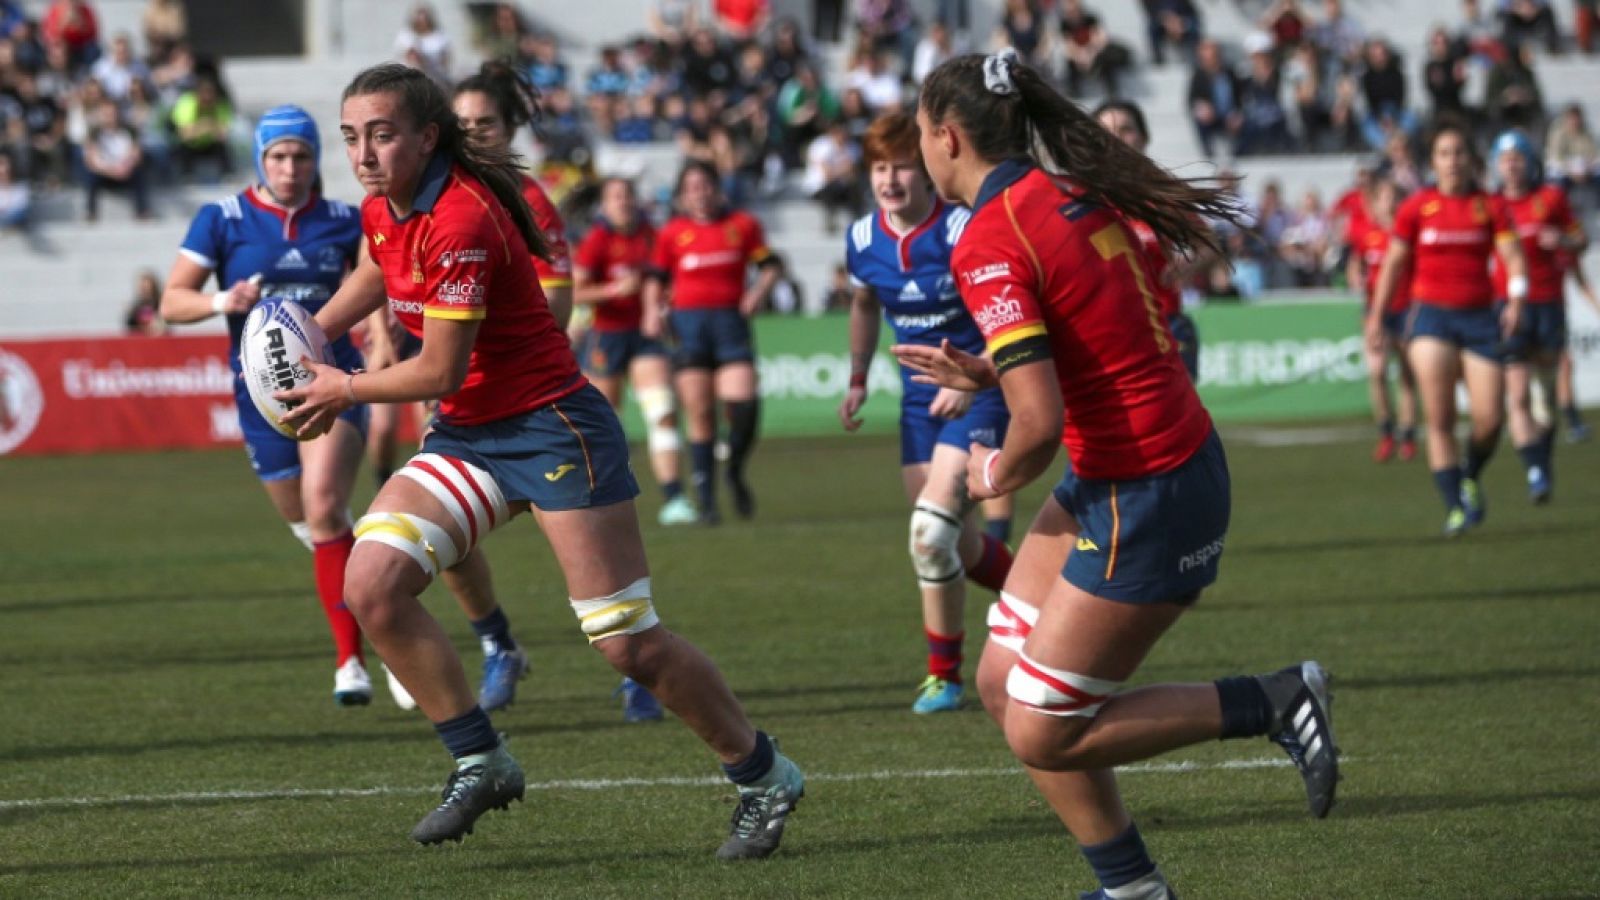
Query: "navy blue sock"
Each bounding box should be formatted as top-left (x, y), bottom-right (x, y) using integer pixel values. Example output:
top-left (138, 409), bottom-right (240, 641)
top-left (1563, 404), bottom-right (1584, 429)
top-left (1215, 675), bottom-right (1273, 739)
top-left (1463, 437), bottom-right (1498, 480)
top-left (690, 440), bottom-right (716, 510)
top-left (1399, 425), bottom-right (1417, 444)
top-left (1537, 428), bottom-right (1556, 470)
top-left (984, 517), bottom-right (1013, 544)
top-left (1081, 822), bottom-right (1158, 891)
top-left (661, 479), bottom-right (683, 501)
top-left (722, 730), bottom-right (775, 785)
top-left (1378, 418), bottom-right (1394, 438)
top-left (1515, 442), bottom-right (1541, 473)
top-left (725, 400), bottom-right (760, 479)
top-left (1432, 466), bottom-right (1463, 512)
top-left (470, 607), bottom-right (515, 656)
top-left (434, 706), bottom-right (498, 759)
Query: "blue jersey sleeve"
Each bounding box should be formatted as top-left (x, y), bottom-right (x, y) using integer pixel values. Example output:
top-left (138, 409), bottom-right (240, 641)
top-left (178, 203), bottom-right (225, 273)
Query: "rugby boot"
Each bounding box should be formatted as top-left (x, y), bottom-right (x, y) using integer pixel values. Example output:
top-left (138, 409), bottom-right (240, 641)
top-left (1459, 477), bottom-right (1486, 526)
top-left (658, 494), bottom-right (699, 526)
top-left (333, 657), bottom-right (372, 707)
top-left (1527, 465), bottom-right (1552, 505)
top-left (911, 675), bottom-right (964, 714)
top-left (1372, 434), bottom-right (1395, 463)
top-left (1259, 661), bottom-right (1339, 819)
top-left (717, 743), bottom-right (804, 860)
top-left (478, 647), bottom-right (530, 712)
top-left (1080, 881), bottom-right (1177, 900)
top-left (1398, 437), bottom-right (1417, 461)
top-left (410, 739), bottom-right (525, 845)
top-left (615, 677), bottom-right (664, 722)
top-left (727, 471), bottom-right (756, 520)
top-left (1443, 507), bottom-right (1469, 538)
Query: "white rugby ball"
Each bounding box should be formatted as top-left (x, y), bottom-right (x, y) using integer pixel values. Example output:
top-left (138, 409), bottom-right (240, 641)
top-left (240, 298), bottom-right (334, 440)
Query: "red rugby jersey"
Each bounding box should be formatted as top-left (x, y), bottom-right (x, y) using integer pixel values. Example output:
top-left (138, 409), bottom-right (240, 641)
top-left (650, 209), bottom-right (772, 311)
top-left (573, 217), bottom-right (656, 332)
top-left (1492, 184), bottom-right (1580, 304)
top-left (1128, 218), bottom-right (1182, 319)
top-left (362, 156), bottom-right (583, 425)
top-left (1335, 187), bottom-right (1369, 246)
top-left (1391, 187), bottom-right (1513, 309)
top-left (954, 161), bottom-right (1212, 481)
top-left (1358, 221), bottom-right (1411, 314)
top-left (521, 174), bottom-right (572, 290)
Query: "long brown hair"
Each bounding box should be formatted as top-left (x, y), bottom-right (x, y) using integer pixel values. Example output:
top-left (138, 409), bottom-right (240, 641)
top-left (454, 60), bottom-right (542, 142)
top-left (342, 62), bottom-right (549, 260)
top-left (920, 53), bottom-right (1244, 256)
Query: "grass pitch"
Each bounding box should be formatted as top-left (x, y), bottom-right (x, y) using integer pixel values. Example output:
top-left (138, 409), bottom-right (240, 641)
top-left (1, 429), bottom-right (1598, 898)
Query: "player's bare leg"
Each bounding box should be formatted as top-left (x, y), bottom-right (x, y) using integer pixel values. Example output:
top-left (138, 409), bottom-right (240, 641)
top-left (1409, 338), bottom-right (1472, 534)
top-left (1459, 351), bottom-right (1506, 524)
top-left (1507, 350), bottom-right (1560, 503)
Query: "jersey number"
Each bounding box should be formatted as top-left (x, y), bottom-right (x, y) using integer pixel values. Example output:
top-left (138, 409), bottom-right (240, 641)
top-left (1089, 224), bottom-right (1172, 354)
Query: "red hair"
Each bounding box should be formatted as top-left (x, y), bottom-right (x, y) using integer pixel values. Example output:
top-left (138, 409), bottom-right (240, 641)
top-left (861, 110), bottom-right (923, 170)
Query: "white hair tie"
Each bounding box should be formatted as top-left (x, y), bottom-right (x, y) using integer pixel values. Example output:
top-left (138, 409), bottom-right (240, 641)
top-left (984, 48), bottom-right (1020, 96)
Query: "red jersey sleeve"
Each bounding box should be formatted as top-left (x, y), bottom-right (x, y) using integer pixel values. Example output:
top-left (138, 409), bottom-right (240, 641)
top-left (650, 220), bottom-right (680, 279)
top-left (1489, 195), bottom-right (1517, 243)
top-left (522, 179), bottom-right (571, 288)
top-left (422, 232), bottom-right (494, 322)
top-left (572, 226), bottom-right (608, 276)
top-left (1392, 193), bottom-right (1422, 245)
top-left (740, 212), bottom-right (774, 265)
top-left (1548, 186), bottom-right (1580, 236)
top-left (951, 237), bottom-right (1048, 370)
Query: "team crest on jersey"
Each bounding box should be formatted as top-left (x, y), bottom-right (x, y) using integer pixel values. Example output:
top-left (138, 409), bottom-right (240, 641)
top-left (372, 232), bottom-right (386, 245)
top-left (936, 274), bottom-right (958, 299)
top-left (1421, 200), bottom-right (1441, 217)
top-left (1532, 197), bottom-right (1547, 219)
top-left (276, 248), bottom-right (309, 270)
top-left (676, 230), bottom-right (696, 247)
top-left (0, 349), bottom-right (44, 455)
top-left (318, 246), bottom-right (344, 273)
top-left (1471, 198), bottom-right (1488, 223)
top-left (724, 224), bottom-right (742, 244)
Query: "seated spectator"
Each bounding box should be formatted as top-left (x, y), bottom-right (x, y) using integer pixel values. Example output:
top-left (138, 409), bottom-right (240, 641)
top-left (765, 17), bottom-right (810, 86)
top-left (1423, 26), bottom-right (1469, 122)
top-left (1457, 0), bottom-right (1506, 63)
top-left (1206, 260), bottom-right (1243, 300)
top-left (734, 42), bottom-right (771, 105)
top-left (707, 123), bottom-right (749, 205)
top-left (0, 1), bottom-right (25, 36)
top-left (10, 72), bottom-right (68, 186)
top-left (1280, 189), bottom-right (1333, 286)
top-left (123, 76), bottom-right (169, 180)
top-left (613, 93), bottom-right (659, 143)
top-left (36, 38), bottom-right (78, 101)
top-left (913, 18), bottom-right (965, 85)
top-left (674, 94), bottom-right (717, 160)
top-left (837, 87), bottom-right (873, 140)
top-left (394, 3), bottom-right (450, 84)
top-left (41, 0), bottom-right (99, 68)
top-left (995, 0), bottom-right (1049, 71)
top-left (681, 27), bottom-right (737, 97)
top-left (1188, 39), bottom-right (1242, 157)
top-left (1359, 40), bottom-right (1419, 150)
top-left (1237, 33), bottom-right (1294, 155)
top-left (587, 45), bottom-right (631, 98)
top-left (124, 270), bottom-right (167, 335)
top-left (1141, 0), bottom-right (1201, 65)
top-left (1380, 130), bottom-right (1422, 193)
top-left (1576, 0), bottom-right (1599, 54)
top-left (524, 33), bottom-right (567, 92)
top-left (536, 86), bottom-right (589, 166)
top-left (1310, 0), bottom-right (1364, 72)
top-left (845, 47), bottom-right (903, 113)
top-left (1259, 0), bottom-right (1308, 57)
top-left (1547, 103), bottom-right (1600, 211)
top-left (775, 64), bottom-right (838, 163)
top-left (1253, 179), bottom-right (1292, 286)
top-left (713, 0), bottom-right (769, 43)
top-left (169, 74), bottom-right (232, 180)
top-left (802, 119), bottom-right (861, 233)
top-left (648, 0), bottom-right (700, 58)
top-left (141, 0), bottom-right (185, 65)
top-left (90, 32), bottom-right (149, 106)
top-left (821, 262), bottom-right (852, 311)
top-left (149, 41), bottom-right (195, 104)
top-left (0, 149), bottom-right (31, 232)
top-left (1058, 0), bottom-right (1130, 98)
top-left (480, 3), bottom-right (526, 64)
top-left (1284, 42), bottom-right (1331, 148)
top-left (856, 0), bottom-right (917, 74)
top-left (8, 17), bottom-right (45, 72)
top-left (82, 100), bottom-right (149, 220)
top-left (1499, 0), bottom-right (1560, 54)
top-left (1485, 41), bottom-right (1543, 134)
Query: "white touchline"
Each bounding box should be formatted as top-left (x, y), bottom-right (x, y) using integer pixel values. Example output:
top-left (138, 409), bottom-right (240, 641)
top-left (0, 756), bottom-right (1332, 811)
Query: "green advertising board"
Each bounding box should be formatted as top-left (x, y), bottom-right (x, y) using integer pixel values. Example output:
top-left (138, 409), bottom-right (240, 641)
top-left (614, 298), bottom-right (1370, 438)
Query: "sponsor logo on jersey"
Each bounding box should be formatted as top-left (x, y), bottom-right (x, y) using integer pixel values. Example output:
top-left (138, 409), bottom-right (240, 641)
top-left (275, 248), bottom-right (309, 270)
top-left (890, 311), bottom-right (957, 330)
top-left (962, 262), bottom-right (1011, 286)
top-left (1177, 537), bottom-right (1225, 573)
top-left (972, 286), bottom-right (1026, 334)
top-left (390, 297), bottom-right (425, 315)
top-left (438, 248), bottom-right (488, 267)
top-left (436, 278), bottom-right (485, 304)
top-left (897, 280), bottom-right (926, 303)
top-left (1418, 228), bottom-right (1485, 246)
top-left (680, 250), bottom-right (743, 270)
top-left (0, 349), bottom-right (44, 455)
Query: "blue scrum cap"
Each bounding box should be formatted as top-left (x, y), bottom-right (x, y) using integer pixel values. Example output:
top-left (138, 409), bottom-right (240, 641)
top-left (254, 104), bottom-right (320, 186)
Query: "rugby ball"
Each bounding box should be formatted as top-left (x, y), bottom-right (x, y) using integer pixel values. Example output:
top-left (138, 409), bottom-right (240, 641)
top-left (240, 298), bottom-right (334, 440)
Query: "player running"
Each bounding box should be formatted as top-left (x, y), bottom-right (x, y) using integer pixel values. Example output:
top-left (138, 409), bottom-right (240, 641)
top-left (643, 161), bottom-right (782, 524)
top-left (1371, 121), bottom-right (1529, 536)
top-left (159, 105), bottom-right (379, 707)
top-left (1490, 130), bottom-right (1588, 503)
top-left (1353, 176), bottom-right (1419, 463)
top-left (278, 63), bottom-right (804, 855)
top-left (894, 51), bottom-right (1339, 900)
top-left (837, 110), bottom-right (1015, 714)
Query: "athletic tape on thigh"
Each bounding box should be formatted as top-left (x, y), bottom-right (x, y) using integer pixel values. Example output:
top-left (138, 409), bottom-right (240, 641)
top-left (570, 576), bottom-right (660, 643)
top-left (353, 512), bottom-right (459, 577)
top-left (986, 592), bottom-right (1040, 653)
top-left (909, 501), bottom-right (964, 585)
top-left (394, 452), bottom-right (509, 552)
top-left (1006, 650), bottom-right (1122, 718)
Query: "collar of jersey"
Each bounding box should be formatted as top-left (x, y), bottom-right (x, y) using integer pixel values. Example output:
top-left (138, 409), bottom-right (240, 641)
top-left (392, 152), bottom-right (451, 222)
top-left (971, 157), bottom-right (1034, 215)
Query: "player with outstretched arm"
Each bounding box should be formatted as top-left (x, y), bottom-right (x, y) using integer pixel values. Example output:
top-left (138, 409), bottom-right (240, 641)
top-left (893, 51), bottom-right (1339, 899)
top-left (276, 63), bottom-right (805, 855)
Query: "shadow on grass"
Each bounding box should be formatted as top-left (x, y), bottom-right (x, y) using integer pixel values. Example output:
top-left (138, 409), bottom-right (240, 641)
top-left (1338, 663), bottom-right (1600, 691)
top-left (1142, 785), bottom-right (1600, 833)
top-left (1233, 520), bottom-right (1588, 557)
top-left (0, 587), bottom-right (309, 616)
top-left (1200, 580), bottom-right (1600, 613)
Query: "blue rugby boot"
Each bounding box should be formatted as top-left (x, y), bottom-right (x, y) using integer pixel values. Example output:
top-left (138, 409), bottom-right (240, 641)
top-left (911, 675), bottom-right (964, 714)
top-left (1527, 465), bottom-right (1552, 505)
top-left (1459, 477), bottom-right (1486, 526)
top-left (410, 739), bottom-right (525, 845)
top-left (717, 743), bottom-right (804, 860)
top-left (478, 647), bottom-right (529, 712)
top-left (615, 677), bottom-right (664, 722)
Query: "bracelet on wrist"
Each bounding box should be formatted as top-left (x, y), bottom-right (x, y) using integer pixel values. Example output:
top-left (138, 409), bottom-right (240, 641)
top-left (345, 370), bottom-right (361, 403)
top-left (211, 292), bottom-right (230, 315)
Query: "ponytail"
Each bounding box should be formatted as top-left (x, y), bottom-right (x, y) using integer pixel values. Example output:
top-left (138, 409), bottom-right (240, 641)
top-left (342, 63), bottom-right (550, 260)
top-left (921, 53), bottom-right (1244, 257)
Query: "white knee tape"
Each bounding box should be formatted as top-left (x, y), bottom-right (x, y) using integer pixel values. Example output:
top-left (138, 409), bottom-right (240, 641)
top-left (1006, 651), bottom-right (1122, 718)
top-left (910, 501), bottom-right (964, 585)
top-left (648, 424), bottom-right (681, 455)
top-left (353, 512), bottom-right (459, 577)
top-left (986, 592), bottom-right (1039, 654)
top-left (394, 452), bottom-right (509, 552)
top-left (637, 385), bottom-right (675, 427)
top-left (571, 576), bottom-right (660, 643)
top-left (288, 520), bottom-right (314, 552)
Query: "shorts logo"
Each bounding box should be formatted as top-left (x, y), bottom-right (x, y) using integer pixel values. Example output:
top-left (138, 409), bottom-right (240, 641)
top-left (962, 262), bottom-right (1011, 286)
top-left (973, 286), bottom-right (1025, 334)
top-left (438, 248), bottom-right (488, 267)
top-left (0, 349), bottom-right (44, 455)
top-left (968, 427), bottom-right (996, 446)
top-left (1075, 537), bottom-right (1100, 553)
top-left (1177, 537), bottom-right (1225, 573)
top-left (544, 463), bottom-right (577, 482)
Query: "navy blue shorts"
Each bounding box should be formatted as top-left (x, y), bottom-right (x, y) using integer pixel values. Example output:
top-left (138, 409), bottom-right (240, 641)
top-left (670, 308), bottom-right (754, 370)
top-left (580, 328), bottom-right (669, 378)
top-left (1381, 310), bottom-right (1408, 341)
top-left (422, 383), bottom-right (640, 512)
top-left (237, 337), bottom-right (368, 482)
top-left (1052, 429), bottom-right (1231, 603)
top-left (1168, 312), bottom-right (1200, 380)
top-left (1500, 301), bottom-right (1567, 361)
top-left (1405, 303), bottom-right (1503, 361)
top-left (899, 385), bottom-right (1011, 466)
